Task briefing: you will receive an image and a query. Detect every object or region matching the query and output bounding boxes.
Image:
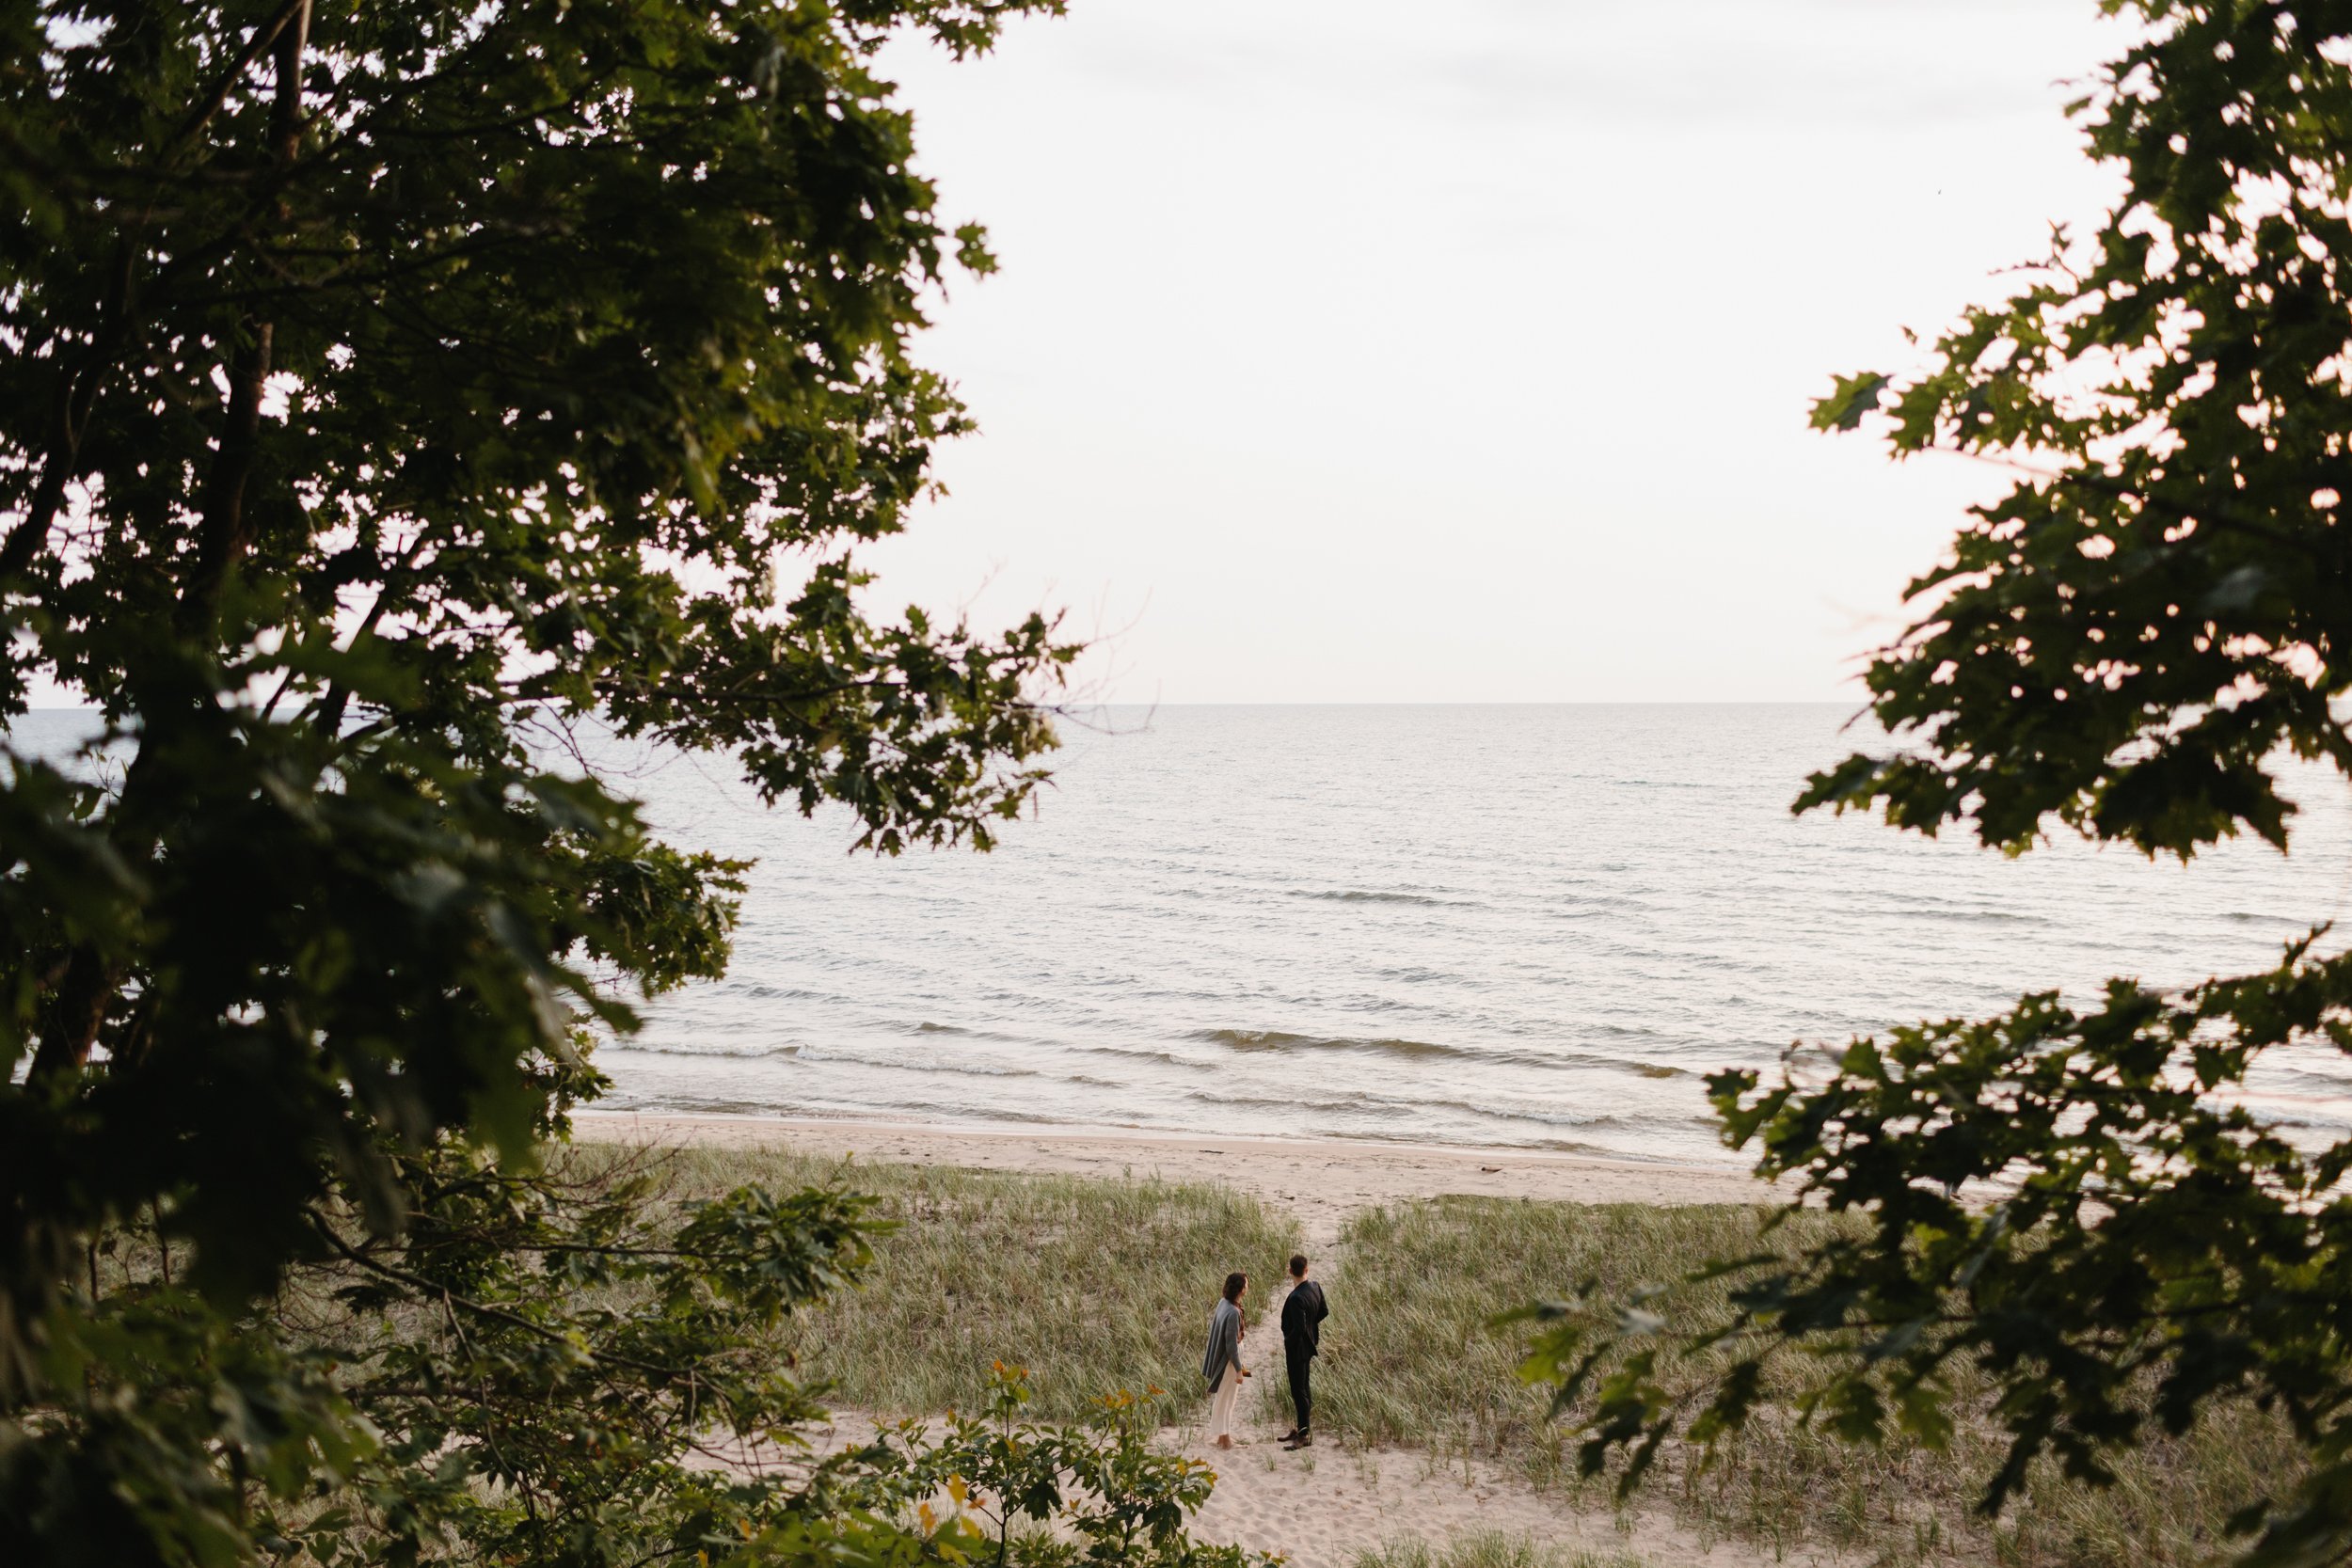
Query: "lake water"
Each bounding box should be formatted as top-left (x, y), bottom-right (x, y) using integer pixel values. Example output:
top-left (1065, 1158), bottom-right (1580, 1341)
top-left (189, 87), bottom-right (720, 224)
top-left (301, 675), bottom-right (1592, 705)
top-left (14, 704), bottom-right (2351, 1165)
top-left (597, 705), bottom-right (2352, 1166)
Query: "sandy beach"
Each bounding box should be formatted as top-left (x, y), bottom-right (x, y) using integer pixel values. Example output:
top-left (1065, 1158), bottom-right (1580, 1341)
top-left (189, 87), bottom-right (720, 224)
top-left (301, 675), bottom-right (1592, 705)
top-left (580, 1113), bottom-right (1825, 1568)
top-left (572, 1113), bottom-right (1777, 1252)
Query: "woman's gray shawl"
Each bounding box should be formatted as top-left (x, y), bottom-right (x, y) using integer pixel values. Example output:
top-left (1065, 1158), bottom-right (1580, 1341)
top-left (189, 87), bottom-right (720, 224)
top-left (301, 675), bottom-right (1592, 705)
top-left (1201, 1299), bottom-right (1244, 1391)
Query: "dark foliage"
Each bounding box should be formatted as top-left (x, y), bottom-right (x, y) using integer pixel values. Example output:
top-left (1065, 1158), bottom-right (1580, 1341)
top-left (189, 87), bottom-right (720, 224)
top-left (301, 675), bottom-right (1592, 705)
top-left (0, 4), bottom-right (1191, 1564)
top-left (1524, 6), bottom-right (2352, 1564)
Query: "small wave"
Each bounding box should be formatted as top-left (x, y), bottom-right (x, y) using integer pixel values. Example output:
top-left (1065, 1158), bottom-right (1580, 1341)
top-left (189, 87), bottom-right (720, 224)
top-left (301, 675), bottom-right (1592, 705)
top-left (1295, 889), bottom-right (1478, 909)
top-left (617, 1095), bottom-right (1073, 1131)
top-left (896, 1020), bottom-right (1047, 1046)
top-left (1070, 1041), bottom-right (1217, 1073)
top-left (2253, 1065), bottom-right (2352, 1096)
top-left (816, 1100), bottom-right (1072, 1128)
top-left (1184, 1090), bottom-right (1427, 1117)
top-left (1194, 1028), bottom-right (1472, 1061)
top-left (600, 1095), bottom-right (801, 1117)
top-left (1181, 1028), bottom-right (1712, 1086)
top-left (2251, 1115), bottom-right (2352, 1132)
top-left (1580, 1019), bottom-right (1673, 1043)
top-left (1555, 1051), bottom-right (1711, 1085)
top-left (1183, 1085), bottom-right (1637, 1133)
top-left (1417, 1097), bottom-right (1633, 1131)
top-left (797, 1048), bottom-right (1046, 1081)
top-left (1880, 907), bottom-right (2050, 927)
top-left (612, 1040), bottom-right (801, 1061)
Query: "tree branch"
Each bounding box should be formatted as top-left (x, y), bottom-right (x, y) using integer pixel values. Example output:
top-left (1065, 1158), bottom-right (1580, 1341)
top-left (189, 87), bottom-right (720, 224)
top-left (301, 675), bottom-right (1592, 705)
top-left (165, 0), bottom-right (313, 161)
top-left (307, 1214), bottom-right (718, 1388)
top-left (3, 0), bottom-right (314, 588)
top-left (178, 1), bottom-right (311, 638)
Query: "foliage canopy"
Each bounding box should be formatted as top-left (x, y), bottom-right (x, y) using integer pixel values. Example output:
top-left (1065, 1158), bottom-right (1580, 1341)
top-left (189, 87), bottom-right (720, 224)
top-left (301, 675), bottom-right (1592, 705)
top-left (1526, 5), bottom-right (2352, 1564)
top-left (0, 3), bottom-right (1217, 1565)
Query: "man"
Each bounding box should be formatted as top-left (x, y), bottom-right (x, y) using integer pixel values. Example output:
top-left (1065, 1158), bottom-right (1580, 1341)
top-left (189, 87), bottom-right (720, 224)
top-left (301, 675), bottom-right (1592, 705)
top-left (1277, 1252), bottom-right (1328, 1449)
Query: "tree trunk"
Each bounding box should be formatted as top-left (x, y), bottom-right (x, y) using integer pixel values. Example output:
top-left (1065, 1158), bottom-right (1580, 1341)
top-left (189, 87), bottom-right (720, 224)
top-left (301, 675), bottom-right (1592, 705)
top-left (178, 0), bottom-right (309, 635)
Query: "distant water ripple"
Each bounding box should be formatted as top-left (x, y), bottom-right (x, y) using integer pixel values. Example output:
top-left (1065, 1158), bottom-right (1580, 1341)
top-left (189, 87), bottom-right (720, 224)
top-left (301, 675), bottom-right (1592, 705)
top-left (27, 705), bottom-right (2348, 1166)
top-left (583, 705), bottom-right (2352, 1166)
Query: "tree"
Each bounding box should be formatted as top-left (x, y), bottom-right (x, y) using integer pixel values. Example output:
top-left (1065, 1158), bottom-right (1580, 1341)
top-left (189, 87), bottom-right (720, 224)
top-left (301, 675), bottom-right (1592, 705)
top-left (0, 3), bottom-right (1224, 1564)
top-left (1523, 4), bottom-right (2352, 1563)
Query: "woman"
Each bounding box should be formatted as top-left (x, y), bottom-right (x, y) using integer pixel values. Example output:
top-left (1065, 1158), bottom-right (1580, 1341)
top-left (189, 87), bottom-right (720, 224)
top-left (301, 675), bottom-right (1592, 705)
top-left (1201, 1270), bottom-right (1249, 1448)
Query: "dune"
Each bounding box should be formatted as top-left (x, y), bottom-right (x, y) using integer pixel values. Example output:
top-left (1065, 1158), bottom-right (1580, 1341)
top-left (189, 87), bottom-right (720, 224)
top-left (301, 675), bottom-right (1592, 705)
top-left (572, 1113), bottom-right (1774, 1252)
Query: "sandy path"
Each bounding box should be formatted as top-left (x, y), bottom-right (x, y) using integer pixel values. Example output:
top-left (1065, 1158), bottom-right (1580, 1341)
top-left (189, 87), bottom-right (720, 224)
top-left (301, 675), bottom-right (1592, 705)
top-left (581, 1114), bottom-right (1829, 1565)
top-left (1171, 1425), bottom-right (1835, 1568)
top-left (761, 1409), bottom-right (1838, 1568)
top-left (572, 1113), bottom-right (1778, 1251)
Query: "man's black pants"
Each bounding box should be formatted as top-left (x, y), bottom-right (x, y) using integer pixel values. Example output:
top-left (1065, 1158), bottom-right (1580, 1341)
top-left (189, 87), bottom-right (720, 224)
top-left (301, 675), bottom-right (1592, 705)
top-left (1285, 1346), bottom-right (1313, 1434)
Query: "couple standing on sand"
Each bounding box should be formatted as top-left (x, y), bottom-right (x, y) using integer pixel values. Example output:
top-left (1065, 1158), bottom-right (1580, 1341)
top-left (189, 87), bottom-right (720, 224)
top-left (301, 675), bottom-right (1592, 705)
top-left (1200, 1252), bottom-right (1328, 1450)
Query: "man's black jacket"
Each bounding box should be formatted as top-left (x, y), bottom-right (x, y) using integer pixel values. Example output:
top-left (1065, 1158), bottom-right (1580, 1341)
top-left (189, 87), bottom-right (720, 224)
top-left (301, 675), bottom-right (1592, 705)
top-left (1280, 1279), bottom-right (1328, 1357)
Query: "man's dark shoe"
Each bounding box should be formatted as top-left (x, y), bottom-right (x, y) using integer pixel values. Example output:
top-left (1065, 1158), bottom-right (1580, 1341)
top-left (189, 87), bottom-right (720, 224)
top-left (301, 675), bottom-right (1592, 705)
top-left (1283, 1432), bottom-right (1313, 1449)
top-left (1275, 1428), bottom-right (1299, 1444)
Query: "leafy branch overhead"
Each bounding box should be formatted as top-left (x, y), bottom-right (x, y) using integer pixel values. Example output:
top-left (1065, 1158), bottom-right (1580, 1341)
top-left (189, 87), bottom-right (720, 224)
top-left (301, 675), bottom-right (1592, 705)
top-left (1800, 4), bottom-right (2352, 862)
top-left (0, 1), bottom-right (1086, 1563)
top-left (1525, 6), bottom-right (2352, 1564)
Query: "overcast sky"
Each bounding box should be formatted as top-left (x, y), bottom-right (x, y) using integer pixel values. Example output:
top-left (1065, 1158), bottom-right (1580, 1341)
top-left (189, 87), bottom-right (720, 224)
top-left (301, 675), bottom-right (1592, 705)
top-left (858, 0), bottom-right (2126, 704)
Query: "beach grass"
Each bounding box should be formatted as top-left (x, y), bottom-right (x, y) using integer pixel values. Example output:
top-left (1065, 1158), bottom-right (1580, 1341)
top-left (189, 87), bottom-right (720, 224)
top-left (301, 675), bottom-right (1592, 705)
top-left (629, 1142), bottom-right (1301, 1421)
top-left (1352, 1531), bottom-right (1650, 1568)
top-left (1321, 1194), bottom-right (2305, 1568)
top-left (605, 1143), bottom-right (2305, 1567)
top-left (1309, 1196), bottom-right (1793, 1461)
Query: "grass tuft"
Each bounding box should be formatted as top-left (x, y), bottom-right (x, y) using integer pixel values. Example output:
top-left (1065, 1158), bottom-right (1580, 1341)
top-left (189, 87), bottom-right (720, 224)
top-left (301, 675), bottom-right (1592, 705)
top-left (1352, 1531), bottom-right (1649, 1568)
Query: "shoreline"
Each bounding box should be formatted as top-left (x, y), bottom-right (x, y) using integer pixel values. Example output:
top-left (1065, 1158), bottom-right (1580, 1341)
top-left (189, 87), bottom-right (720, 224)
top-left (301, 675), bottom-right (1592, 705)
top-left (571, 1110), bottom-right (1778, 1247)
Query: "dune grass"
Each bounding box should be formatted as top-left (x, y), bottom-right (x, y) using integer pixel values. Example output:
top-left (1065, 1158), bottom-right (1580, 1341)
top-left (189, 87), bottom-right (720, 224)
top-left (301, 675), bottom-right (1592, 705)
top-left (1320, 1194), bottom-right (2307, 1568)
top-left (1311, 1196), bottom-right (1787, 1461)
top-left (595, 1144), bottom-right (2306, 1565)
top-left (1352, 1531), bottom-right (1649, 1568)
top-left (635, 1143), bottom-right (1300, 1421)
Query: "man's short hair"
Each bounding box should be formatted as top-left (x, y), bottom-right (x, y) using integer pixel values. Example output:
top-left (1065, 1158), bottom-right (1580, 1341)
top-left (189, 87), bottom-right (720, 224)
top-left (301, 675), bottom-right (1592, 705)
top-left (1289, 1253), bottom-right (1309, 1277)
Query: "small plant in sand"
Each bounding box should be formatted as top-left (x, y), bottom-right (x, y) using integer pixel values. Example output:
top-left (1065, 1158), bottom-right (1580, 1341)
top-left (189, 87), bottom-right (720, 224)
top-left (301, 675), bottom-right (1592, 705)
top-left (912, 1362), bottom-right (1272, 1568)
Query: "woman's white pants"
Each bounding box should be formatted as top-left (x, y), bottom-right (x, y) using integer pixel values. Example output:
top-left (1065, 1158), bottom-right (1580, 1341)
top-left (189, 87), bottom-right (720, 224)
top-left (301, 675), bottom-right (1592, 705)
top-left (1208, 1365), bottom-right (1243, 1440)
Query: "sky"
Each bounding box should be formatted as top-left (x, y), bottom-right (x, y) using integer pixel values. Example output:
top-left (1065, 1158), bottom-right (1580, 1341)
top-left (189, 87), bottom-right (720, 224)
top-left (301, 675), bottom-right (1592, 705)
top-left (858, 0), bottom-right (2128, 704)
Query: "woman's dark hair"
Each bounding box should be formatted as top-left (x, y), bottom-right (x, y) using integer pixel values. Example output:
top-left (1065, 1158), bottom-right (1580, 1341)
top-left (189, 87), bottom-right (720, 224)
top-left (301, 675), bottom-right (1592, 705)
top-left (1221, 1271), bottom-right (1248, 1303)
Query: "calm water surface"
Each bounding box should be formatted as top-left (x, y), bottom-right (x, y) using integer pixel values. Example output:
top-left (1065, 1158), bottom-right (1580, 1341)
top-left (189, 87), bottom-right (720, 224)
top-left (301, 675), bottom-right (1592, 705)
top-left (599, 705), bottom-right (2352, 1166)
top-left (16, 705), bottom-right (2351, 1164)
